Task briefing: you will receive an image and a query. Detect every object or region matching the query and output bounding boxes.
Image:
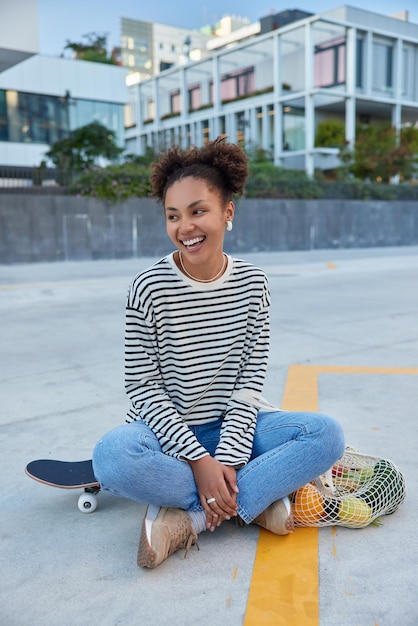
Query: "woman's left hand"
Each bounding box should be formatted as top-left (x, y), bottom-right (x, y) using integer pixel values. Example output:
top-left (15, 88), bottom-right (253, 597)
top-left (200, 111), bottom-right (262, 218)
top-left (188, 456), bottom-right (239, 531)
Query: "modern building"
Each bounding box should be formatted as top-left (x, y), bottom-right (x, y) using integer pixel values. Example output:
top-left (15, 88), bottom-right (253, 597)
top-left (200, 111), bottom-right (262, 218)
top-left (120, 17), bottom-right (213, 81)
top-left (120, 16), bottom-right (258, 82)
top-left (125, 6), bottom-right (418, 176)
top-left (0, 0), bottom-right (128, 169)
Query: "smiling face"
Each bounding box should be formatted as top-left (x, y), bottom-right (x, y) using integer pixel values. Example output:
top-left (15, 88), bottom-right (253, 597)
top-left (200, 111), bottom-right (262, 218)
top-left (164, 176), bottom-right (234, 280)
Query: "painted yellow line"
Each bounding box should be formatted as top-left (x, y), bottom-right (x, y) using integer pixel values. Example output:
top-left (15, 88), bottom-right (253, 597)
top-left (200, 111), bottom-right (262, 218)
top-left (244, 365), bottom-right (319, 625)
top-left (244, 364), bottom-right (418, 625)
top-left (326, 261), bottom-right (337, 270)
top-left (244, 527), bottom-right (319, 625)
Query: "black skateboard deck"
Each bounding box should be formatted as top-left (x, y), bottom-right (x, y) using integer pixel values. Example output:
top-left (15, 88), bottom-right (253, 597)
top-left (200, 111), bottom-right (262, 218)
top-left (25, 459), bottom-right (100, 513)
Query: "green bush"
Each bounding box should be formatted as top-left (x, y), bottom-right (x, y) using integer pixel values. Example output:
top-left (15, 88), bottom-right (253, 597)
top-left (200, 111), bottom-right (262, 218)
top-left (67, 151), bottom-right (418, 202)
top-left (70, 163), bottom-right (152, 202)
top-left (246, 162), bottom-right (323, 198)
top-left (315, 118), bottom-right (346, 148)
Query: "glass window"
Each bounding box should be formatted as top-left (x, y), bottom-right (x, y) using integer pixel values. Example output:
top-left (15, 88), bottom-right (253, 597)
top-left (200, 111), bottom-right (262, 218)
top-left (314, 37), bottom-right (346, 88)
top-left (202, 119), bottom-right (210, 144)
top-left (280, 26), bottom-right (306, 93)
top-left (219, 38), bottom-right (274, 100)
top-left (283, 104), bottom-right (305, 151)
top-left (170, 89), bottom-right (181, 113)
top-left (221, 66), bottom-right (255, 102)
top-left (356, 37), bottom-right (364, 89)
top-left (0, 90), bottom-right (8, 141)
top-left (0, 91), bottom-right (124, 147)
top-left (188, 83), bottom-right (201, 110)
top-left (185, 59), bottom-right (213, 109)
top-left (312, 21), bottom-right (347, 90)
top-left (402, 44), bottom-right (417, 99)
top-left (3, 90), bottom-right (70, 144)
top-left (185, 123), bottom-right (192, 147)
top-left (372, 38), bottom-right (394, 94)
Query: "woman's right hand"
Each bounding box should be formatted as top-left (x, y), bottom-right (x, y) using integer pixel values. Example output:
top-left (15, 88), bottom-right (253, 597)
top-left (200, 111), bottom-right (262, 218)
top-left (189, 456), bottom-right (239, 531)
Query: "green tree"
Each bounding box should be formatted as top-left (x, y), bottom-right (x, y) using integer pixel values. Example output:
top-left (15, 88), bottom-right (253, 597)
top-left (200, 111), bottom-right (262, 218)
top-left (70, 162), bottom-right (152, 201)
top-left (64, 32), bottom-right (117, 65)
top-left (46, 121), bottom-right (123, 172)
top-left (342, 122), bottom-right (418, 182)
top-left (315, 118), bottom-right (346, 148)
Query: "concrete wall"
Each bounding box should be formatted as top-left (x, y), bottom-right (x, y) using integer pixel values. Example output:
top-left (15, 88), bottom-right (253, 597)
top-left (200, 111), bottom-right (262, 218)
top-left (1, 194), bottom-right (417, 264)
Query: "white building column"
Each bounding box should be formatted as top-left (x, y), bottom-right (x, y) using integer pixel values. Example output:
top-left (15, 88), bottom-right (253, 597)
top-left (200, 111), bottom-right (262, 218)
top-left (392, 103), bottom-right (401, 138)
top-left (273, 102), bottom-right (283, 166)
top-left (273, 32), bottom-right (282, 164)
top-left (152, 77), bottom-right (159, 124)
top-left (210, 55), bottom-right (221, 140)
top-left (227, 113), bottom-right (237, 144)
top-left (304, 22), bottom-right (314, 177)
top-left (261, 105), bottom-right (269, 152)
top-left (345, 26), bottom-right (356, 148)
top-left (212, 56), bottom-right (220, 113)
top-left (249, 107), bottom-right (257, 146)
top-left (179, 67), bottom-right (187, 121)
top-left (364, 30), bottom-right (372, 97)
top-left (190, 122), bottom-right (197, 146)
top-left (134, 85), bottom-right (143, 154)
top-left (305, 94), bottom-right (315, 177)
top-left (392, 37), bottom-right (403, 137)
top-left (179, 124), bottom-right (187, 149)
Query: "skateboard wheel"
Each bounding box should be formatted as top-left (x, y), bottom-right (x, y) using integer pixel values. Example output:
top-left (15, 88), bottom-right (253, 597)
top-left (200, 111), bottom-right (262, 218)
top-left (78, 493), bottom-right (97, 513)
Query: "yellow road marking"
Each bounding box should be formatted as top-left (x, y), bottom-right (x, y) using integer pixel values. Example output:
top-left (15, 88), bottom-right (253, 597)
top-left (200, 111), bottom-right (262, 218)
top-left (244, 365), bottom-right (319, 625)
top-left (244, 364), bottom-right (418, 625)
top-left (326, 262), bottom-right (337, 270)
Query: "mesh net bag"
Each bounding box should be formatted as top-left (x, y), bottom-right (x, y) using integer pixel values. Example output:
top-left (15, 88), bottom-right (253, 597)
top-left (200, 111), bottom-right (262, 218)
top-left (290, 448), bottom-right (406, 528)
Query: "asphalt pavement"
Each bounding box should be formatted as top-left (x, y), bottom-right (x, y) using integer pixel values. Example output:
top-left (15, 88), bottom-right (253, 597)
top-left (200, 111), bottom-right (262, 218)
top-left (1, 245), bottom-right (417, 625)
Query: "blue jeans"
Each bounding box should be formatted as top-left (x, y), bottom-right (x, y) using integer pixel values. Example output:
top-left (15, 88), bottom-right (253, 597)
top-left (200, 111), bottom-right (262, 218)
top-left (92, 411), bottom-right (345, 523)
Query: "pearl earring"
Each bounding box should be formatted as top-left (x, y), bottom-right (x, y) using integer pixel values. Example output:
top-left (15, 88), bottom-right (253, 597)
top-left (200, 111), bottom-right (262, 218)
top-left (226, 220), bottom-right (233, 232)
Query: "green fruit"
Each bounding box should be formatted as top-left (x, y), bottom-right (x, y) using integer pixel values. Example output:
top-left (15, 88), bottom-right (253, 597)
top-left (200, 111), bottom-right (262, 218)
top-left (359, 459), bottom-right (406, 515)
top-left (334, 466), bottom-right (376, 491)
top-left (356, 466), bottom-right (376, 482)
top-left (338, 496), bottom-right (373, 527)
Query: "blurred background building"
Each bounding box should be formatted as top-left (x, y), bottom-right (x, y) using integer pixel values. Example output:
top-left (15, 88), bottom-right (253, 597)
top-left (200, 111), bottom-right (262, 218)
top-left (125, 6), bottom-right (418, 175)
top-left (1, 1), bottom-right (417, 177)
top-left (0, 0), bottom-right (127, 170)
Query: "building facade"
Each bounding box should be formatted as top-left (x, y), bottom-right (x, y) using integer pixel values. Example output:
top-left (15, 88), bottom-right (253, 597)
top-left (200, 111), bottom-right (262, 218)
top-left (0, 0), bottom-right (128, 169)
top-left (120, 17), bottom-right (213, 81)
top-left (125, 6), bottom-right (418, 176)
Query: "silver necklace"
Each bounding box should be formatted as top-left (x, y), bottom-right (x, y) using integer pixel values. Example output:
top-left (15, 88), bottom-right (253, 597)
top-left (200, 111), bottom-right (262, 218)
top-left (178, 251), bottom-right (227, 283)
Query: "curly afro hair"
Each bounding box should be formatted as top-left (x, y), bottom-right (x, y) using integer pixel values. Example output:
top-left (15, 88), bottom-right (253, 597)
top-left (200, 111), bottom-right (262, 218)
top-left (150, 136), bottom-right (249, 206)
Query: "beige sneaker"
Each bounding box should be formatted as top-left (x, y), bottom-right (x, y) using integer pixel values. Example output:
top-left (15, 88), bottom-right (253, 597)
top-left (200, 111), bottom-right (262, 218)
top-left (137, 505), bottom-right (198, 568)
top-left (253, 496), bottom-right (295, 535)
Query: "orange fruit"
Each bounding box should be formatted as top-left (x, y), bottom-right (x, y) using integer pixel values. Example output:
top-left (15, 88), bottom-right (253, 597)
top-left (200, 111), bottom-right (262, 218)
top-left (293, 483), bottom-right (325, 525)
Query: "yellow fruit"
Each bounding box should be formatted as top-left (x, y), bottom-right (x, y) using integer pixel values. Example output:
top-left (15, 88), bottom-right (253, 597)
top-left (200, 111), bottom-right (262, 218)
top-left (293, 483), bottom-right (325, 524)
top-left (338, 496), bottom-right (373, 527)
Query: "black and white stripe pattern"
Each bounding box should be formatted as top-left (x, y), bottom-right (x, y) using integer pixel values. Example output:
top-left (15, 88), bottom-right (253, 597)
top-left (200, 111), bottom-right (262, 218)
top-left (125, 253), bottom-right (270, 467)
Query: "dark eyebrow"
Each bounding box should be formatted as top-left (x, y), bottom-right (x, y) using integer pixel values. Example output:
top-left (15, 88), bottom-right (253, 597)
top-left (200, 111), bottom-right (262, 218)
top-left (164, 199), bottom-right (205, 212)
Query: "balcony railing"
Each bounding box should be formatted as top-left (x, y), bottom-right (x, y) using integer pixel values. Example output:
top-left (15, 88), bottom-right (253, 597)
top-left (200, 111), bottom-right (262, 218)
top-left (0, 167), bottom-right (71, 194)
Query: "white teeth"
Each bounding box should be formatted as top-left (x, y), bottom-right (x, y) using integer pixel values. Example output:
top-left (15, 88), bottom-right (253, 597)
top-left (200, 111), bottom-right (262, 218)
top-left (183, 237), bottom-right (204, 246)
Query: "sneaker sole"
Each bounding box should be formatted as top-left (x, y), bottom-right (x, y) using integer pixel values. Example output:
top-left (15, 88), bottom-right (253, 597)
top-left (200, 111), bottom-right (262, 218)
top-left (137, 504), bottom-right (160, 568)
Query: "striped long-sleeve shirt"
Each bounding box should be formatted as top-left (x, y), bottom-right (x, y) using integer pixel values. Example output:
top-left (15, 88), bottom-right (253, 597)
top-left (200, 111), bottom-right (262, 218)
top-left (125, 252), bottom-right (271, 467)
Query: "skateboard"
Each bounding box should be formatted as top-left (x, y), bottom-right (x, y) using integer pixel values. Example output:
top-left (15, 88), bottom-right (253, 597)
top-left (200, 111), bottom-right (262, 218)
top-left (25, 459), bottom-right (100, 513)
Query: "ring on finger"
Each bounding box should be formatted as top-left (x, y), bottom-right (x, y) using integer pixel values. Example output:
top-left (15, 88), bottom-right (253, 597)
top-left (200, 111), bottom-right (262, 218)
top-left (206, 497), bottom-right (216, 504)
